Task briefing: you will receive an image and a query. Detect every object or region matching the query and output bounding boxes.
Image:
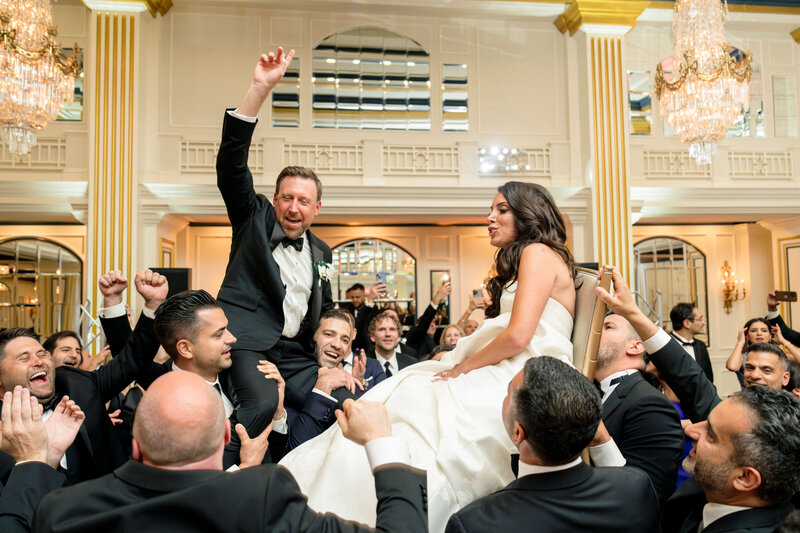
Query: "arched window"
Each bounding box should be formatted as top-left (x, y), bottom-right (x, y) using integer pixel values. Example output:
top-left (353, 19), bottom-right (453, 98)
top-left (332, 238), bottom-right (417, 317)
top-left (633, 236), bottom-right (710, 345)
top-left (312, 27), bottom-right (431, 130)
top-left (0, 238), bottom-right (83, 336)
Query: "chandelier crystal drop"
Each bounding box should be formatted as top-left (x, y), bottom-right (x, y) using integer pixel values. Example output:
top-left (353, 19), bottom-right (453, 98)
top-left (654, 0), bottom-right (752, 165)
top-left (0, 0), bottom-right (79, 156)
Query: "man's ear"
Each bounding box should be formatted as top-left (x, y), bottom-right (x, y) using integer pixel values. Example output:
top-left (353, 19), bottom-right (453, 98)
top-left (782, 371), bottom-right (791, 387)
top-left (731, 465), bottom-right (762, 494)
top-left (132, 438), bottom-right (142, 462)
top-left (175, 339), bottom-right (193, 360)
top-left (369, 333), bottom-right (375, 343)
top-left (627, 339), bottom-right (646, 358)
top-left (682, 319), bottom-right (692, 331)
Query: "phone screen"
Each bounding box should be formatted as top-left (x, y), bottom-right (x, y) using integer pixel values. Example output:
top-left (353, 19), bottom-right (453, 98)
top-left (472, 289), bottom-right (482, 298)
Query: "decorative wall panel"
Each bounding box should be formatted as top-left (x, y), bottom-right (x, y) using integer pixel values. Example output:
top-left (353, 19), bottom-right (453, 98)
top-left (383, 145), bottom-right (459, 176)
top-left (180, 141), bottom-right (264, 173)
top-left (729, 151), bottom-right (792, 178)
top-left (643, 150), bottom-right (712, 178)
top-left (284, 143), bottom-right (363, 175)
top-left (0, 139), bottom-right (67, 169)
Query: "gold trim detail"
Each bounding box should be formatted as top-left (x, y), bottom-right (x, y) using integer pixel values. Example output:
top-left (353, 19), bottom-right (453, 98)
top-left (81, 0), bottom-right (172, 17)
top-left (792, 27), bottom-right (800, 45)
top-left (554, 0), bottom-right (650, 36)
top-left (647, 1), bottom-right (800, 15)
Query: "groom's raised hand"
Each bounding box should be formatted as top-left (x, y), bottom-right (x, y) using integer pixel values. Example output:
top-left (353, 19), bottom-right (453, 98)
top-left (237, 47), bottom-right (296, 117)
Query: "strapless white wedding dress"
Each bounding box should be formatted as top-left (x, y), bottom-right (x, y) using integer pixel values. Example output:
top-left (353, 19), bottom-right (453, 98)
top-left (279, 283), bottom-right (573, 532)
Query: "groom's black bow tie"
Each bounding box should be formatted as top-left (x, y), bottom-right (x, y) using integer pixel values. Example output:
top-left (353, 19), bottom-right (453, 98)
top-left (671, 333), bottom-right (694, 346)
top-left (281, 236), bottom-right (304, 252)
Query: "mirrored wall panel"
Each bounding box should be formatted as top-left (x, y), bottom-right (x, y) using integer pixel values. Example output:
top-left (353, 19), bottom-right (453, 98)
top-left (331, 239), bottom-right (417, 318)
top-left (634, 237), bottom-right (709, 344)
top-left (628, 70), bottom-right (652, 135)
top-left (442, 63), bottom-right (468, 131)
top-left (772, 74), bottom-right (797, 138)
top-left (0, 238), bottom-right (83, 336)
top-left (57, 47), bottom-right (84, 122)
top-left (312, 27), bottom-right (431, 130)
top-left (272, 56), bottom-right (300, 127)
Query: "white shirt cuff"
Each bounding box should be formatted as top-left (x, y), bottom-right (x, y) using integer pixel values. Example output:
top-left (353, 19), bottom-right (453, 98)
top-left (642, 328), bottom-right (671, 354)
top-left (226, 464), bottom-right (240, 472)
top-left (14, 459), bottom-right (49, 466)
top-left (228, 109), bottom-right (257, 123)
top-left (767, 310), bottom-right (780, 320)
top-left (272, 414), bottom-right (288, 434)
top-left (364, 437), bottom-right (410, 471)
top-left (142, 307), bottom-right (155, 319)
top-left (99, 302), bottom-right (126, 319)
top-left (312, 388), bottom-right (337, 402)
top-left (429, 303), bottom-right (437, 311)
top-left (589, 438), bottom-right (626, 467)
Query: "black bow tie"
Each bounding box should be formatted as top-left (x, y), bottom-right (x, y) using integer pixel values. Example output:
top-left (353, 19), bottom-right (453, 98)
top-left (672, 334), bottom-right (694, 346)
top-left (41, 391), bottom-right (62, 413)
top-left (595, 375), bottom-right (626, 393)
top-left (281, 237), bottom-right (304, 252)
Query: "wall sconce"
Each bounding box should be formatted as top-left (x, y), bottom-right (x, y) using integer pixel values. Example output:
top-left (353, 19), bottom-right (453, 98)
top-left (721, 260), bottom-right (745, 314)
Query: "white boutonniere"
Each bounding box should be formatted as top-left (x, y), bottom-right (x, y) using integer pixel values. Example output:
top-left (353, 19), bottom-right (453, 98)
top-left (314, 261), bottom-right (333, 288)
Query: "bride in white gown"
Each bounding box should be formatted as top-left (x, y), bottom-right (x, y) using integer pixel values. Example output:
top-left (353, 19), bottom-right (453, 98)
top-left (279, 181), bottom-right (577, 532)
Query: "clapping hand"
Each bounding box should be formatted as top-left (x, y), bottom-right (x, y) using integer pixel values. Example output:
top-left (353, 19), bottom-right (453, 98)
top-left (45, 396), bottom-right (85, 469)
top-left (351, 349), bottom-right (367, 385)
top-left (99, 270), bottom-right (128, 308)
top-left (134, 270), bottom-right (169, 311)
top-left (0, 386), bottom-right (48, 464)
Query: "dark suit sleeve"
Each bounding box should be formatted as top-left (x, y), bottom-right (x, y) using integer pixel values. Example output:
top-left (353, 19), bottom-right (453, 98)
top-left (767, 314), bottom-right (800, 346)
top-left (216, 111), bottom-right (261, 227)
top-left (90, 314), bottom-right (162, 403)
top-left (0, 462), bottom-right (65, 533)
top-left (405, 303), bottom-right (437, 353)
top-left (286, 393), bottom-right (338, 452)
top-left (99, 314), bottom-right (133, 356)
top-left (693, 341), bottom-right (713, 383)
top-left (354, 305), bottom-right (381, 351)
top-left (444, 514), bottom-right (468, 533)
top-left (648, 338), bottom-right (722, 422)
top-left (616, 394), bottom-right (684, 505)
top-left (264, 464), bottom-right (427, 533)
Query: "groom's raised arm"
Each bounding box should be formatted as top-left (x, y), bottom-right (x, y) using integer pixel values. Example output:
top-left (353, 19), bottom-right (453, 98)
top-left (216, 48), bottom-right (295, 227)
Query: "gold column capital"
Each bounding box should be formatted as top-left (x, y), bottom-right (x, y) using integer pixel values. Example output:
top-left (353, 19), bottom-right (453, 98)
top-left (555, 1), bottom-right (651, 36)
top-left (792, 27), bottom-right (800, 45)
top-left (82, 0), bottom-right (172, 17)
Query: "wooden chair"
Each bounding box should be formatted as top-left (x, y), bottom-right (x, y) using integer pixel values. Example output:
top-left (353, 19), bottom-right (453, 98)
top-left (571, 266), bottom-right (613, 381)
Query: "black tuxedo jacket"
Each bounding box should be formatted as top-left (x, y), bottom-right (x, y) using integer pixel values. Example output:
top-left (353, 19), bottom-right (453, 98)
top-left (366, 348), bottom-right (418, 371)
top-left (663, 477), bottom-right (795, 533)
top-left (341, 302), bottom-right (381, 353)
top-left (670, 333), bottom-right (714, 383)
top-left (445, 462), bottom-right (660, 533)
top-left (405, 303), bottom-right (439, 355)
top-left (602, 370), bottom-right (684, 505)
top-left (0, 462), bottom-right (65, 533)
top-left (216, 111), bottom-right (333, 352)
top-left (32, 459), bottom-right (428, 533)
top-left (0, 314), bottom-right (160, 486)
top-left (767, 313), bottom-right (800, 347)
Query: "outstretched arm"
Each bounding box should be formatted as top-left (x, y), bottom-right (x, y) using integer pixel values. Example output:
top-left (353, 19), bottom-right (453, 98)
top-left (435, 245), bottom-right (563, 379)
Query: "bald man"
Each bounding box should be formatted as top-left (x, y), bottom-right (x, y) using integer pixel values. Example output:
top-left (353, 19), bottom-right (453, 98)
top-left (32, 372), bottom-right (428, 533)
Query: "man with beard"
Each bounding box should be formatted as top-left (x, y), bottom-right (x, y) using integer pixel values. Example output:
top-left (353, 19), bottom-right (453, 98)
top-left (593, 312), bottom-right (685, 504)
top-left (42, 332), bottom-right (83, 368)
top-left (598, 267), bottom-right (800, 532)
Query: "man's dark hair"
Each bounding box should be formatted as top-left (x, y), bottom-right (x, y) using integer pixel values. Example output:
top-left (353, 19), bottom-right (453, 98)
top-left (275, 166), bottom-right (322, 202)
top-left (744, 342), bottom-right (789, 372)
top-left (669, 302), bottom-right (697, 332)
top-left (788, 360), bottom-right (800, 391)
top-left (348, 283), bottom-right (365, 292)
top-left (428, 343), bottom-right (455, 358)
top-left (320, 308), bottom-right (355, 330)
top-left (729, 386), bottom-right (800, 504)
top-left (0, 328), bottom-right (39, 360)
top-left (514, 357), bottom-right (601, 465)
top-left (776, 510), bottom-right (800, 533)
top-left (153, 290), bottom-right (220, 359)
top-left (43, 330), bottom-right (82, 355)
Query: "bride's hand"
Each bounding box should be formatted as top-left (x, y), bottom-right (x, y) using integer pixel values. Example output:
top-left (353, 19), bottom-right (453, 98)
top-left (432, 363), bottom-right (467, 381)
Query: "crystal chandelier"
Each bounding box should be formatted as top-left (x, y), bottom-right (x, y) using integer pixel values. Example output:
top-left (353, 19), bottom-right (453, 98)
top-left (0, 0), bottom-right (79, 156)
top-left (654, 0), bottom-right (752, 165)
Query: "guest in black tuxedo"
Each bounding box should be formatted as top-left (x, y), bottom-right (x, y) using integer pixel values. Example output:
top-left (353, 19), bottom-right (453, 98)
top-left (340, 282), bottom-right (383, 353)
top-left (216, 48), bottom-right (333, 436)
top-left (594, 313), bottom-right (685, 504)
top-left (367, 312), bottom-right (418, 377)
top-left (446, 356), bottom-right (660, 533)
top-left (41, 331), bottom-right (83, 369)
top-left (33, 371), bottom-right (428, 533)
top-left (669, 302), bottom-right (714, 382)
top-left (0, 270), bottom-right (165, 486)
top-left (0, 386), bottom-right (84, 533)
top-left (598, 267), bottom-right (800, 533)
top-left (99, 284), bottom-right (283, 469)
top-left (282, 309), bottom-right (386, 454)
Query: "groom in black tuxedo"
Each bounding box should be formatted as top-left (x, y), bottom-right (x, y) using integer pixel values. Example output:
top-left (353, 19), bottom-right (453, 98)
top-left (216, 47), bottom-right (333, 439)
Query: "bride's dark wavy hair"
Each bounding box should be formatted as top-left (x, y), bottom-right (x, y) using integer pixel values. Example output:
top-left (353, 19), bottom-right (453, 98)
top-left (484, 181), bottom-right (576, 319)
